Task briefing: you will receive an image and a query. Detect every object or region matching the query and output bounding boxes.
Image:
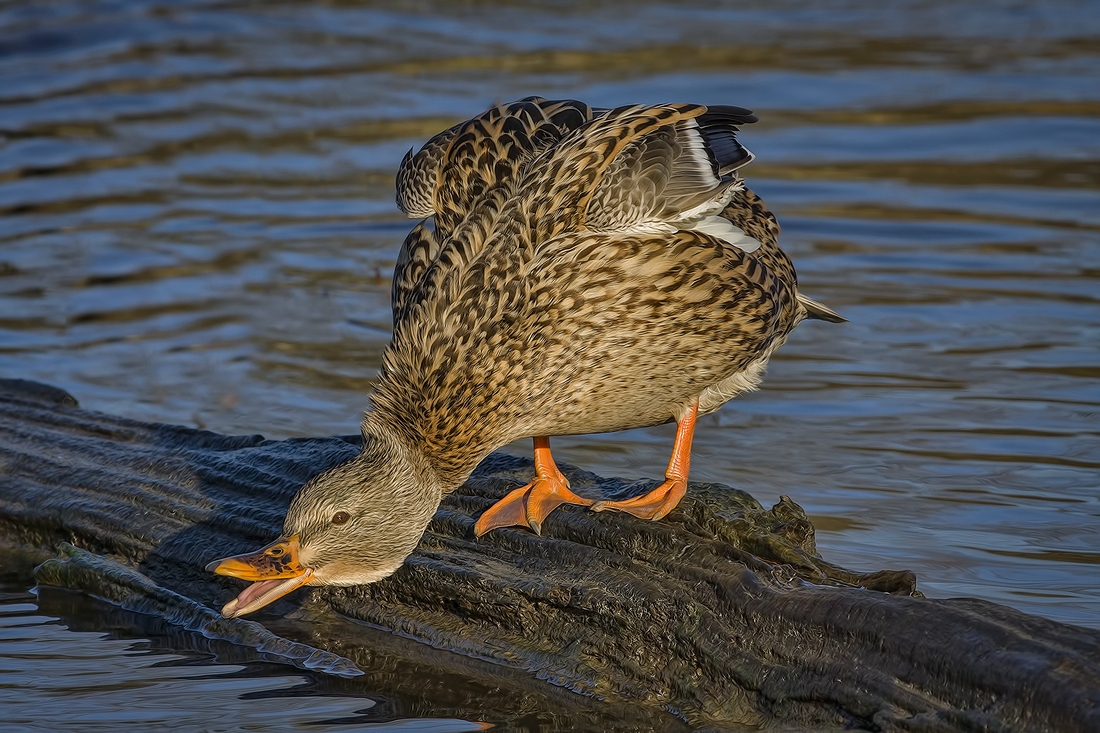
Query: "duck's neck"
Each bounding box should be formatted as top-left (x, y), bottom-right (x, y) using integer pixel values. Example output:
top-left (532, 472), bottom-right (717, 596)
top-left (361, 408), bottom-right (478, 496)
top-left (367, 344), bottom-right (508, 491)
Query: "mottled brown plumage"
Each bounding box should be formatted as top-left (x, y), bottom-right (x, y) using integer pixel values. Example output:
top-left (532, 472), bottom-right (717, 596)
top-left (208, 96), bottom-right (844, 617)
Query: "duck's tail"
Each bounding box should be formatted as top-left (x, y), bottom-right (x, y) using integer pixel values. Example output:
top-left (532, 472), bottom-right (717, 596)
top-left (797, 293), bottom-right (847, 323)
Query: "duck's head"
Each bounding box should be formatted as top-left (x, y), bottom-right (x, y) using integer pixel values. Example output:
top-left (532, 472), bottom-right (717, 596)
top-left (206, 429), bottom-right (444, 617)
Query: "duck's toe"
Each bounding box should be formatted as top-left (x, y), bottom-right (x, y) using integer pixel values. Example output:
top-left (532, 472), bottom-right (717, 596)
top-left (591, 477), bottom-right (688, 521)
top-left (474, 474), bottom-right (593, 536)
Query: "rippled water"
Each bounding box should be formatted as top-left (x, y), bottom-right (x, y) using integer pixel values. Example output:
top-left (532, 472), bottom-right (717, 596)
top-left (0, 583), bottom-right (488, 732)
top-left (2, 0), bottom-right (1099, 729)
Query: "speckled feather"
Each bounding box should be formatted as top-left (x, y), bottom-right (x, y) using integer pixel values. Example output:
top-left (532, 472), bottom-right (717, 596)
top-left (392, 97), bottom-right (597, 325)
top-left (209, 97), bottom-right (845, 605)
top-left (377, 99), bottom-right (834, 487)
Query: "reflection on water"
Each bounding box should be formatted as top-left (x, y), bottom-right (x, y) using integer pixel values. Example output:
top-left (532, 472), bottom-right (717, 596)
top-left (0, 585), bottom-right (487, 732)
top-left (1, 0), bottom-right (1099, 728)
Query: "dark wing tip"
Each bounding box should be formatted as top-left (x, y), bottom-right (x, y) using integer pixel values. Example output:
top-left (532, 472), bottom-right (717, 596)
top-left (695, 107), bottom-right (757, 174)
top-left (700, 105), bottom-right (758, 126)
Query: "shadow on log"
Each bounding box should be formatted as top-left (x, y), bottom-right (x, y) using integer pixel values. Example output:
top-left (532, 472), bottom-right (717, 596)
top-left (1, 378), bottom-right (1098, 731)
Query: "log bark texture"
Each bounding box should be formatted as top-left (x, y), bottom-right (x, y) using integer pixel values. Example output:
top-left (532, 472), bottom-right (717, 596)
top-left (1, 378), bottom-right (1097, 731)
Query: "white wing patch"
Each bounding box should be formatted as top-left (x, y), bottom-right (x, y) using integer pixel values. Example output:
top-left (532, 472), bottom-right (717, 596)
top-left (679, 119), bottom-right (720, 183)
top-left (682, 215), bottom-right (763, 253)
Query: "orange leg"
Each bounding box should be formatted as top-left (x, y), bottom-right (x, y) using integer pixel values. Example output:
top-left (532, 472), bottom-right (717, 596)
top-left (474, 436), bottom-right (592, 536)
top-left (592, 401), bottom-right (698, 520)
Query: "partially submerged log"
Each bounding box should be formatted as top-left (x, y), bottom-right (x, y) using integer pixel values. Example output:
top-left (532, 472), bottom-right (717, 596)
top-left (1, 378), bottom-right (1097, 731)
top-left (34, 543), bottom-right (363, 677)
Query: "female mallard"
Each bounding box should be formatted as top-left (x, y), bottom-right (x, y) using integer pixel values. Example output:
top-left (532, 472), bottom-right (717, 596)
top-left (207, 97), bottom-right (844, 617)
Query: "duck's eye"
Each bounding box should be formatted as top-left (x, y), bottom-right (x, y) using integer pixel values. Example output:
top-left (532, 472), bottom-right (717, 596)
top-left (332, 511), bottom-right (350, 526)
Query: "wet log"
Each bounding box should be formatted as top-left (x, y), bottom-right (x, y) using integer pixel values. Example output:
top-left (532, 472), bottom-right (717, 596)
top-left (1, 378), bottom-right (1097, 731)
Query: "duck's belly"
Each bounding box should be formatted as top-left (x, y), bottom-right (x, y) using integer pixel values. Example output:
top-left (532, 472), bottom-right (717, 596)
top-left (400, 229), bottom-right (798, 452)
top-left (516, 355), bottom-right (772, 439)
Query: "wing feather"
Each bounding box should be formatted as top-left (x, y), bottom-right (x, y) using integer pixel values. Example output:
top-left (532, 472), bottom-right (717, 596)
top-left (516, 103), bottom-right (756, 239)
top-left (392, 98), bottom-right (597, 323)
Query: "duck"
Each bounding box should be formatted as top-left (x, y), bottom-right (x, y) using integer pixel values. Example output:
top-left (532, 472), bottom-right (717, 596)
top-left (206, 97), bottom-right (845, 618)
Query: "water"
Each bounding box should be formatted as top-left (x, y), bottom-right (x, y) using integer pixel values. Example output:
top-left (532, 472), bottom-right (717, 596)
top-left (0, 584), bottom-right (489, 732)
top-left (1, 0), bottom-right (1098, 729)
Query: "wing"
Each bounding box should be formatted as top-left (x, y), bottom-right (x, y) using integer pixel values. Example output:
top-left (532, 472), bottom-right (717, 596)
top-left (394, 97), bottom-right (596, 233)
top-left (391, 220), bottom-right (439, 328)
top-left (395, 123), bottom-right (463, 220)
top-left (431, 97), bottom-right (595, 234)
top-left (392, 97), bottom-right (597, 323)
top-left (517, 103), bottom-right (757, 242)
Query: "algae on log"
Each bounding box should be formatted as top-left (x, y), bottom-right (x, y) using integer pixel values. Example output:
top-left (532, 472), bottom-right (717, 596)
top-left (1, 378), bottom-right (1098, 731)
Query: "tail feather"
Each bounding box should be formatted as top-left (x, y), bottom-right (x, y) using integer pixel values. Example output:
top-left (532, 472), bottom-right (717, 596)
top-left (798, 293), bottom-right (846, 323)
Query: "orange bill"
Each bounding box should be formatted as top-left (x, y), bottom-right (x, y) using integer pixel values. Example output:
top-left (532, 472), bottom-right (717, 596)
top-left (205, 535), bottom-right (314, 618)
